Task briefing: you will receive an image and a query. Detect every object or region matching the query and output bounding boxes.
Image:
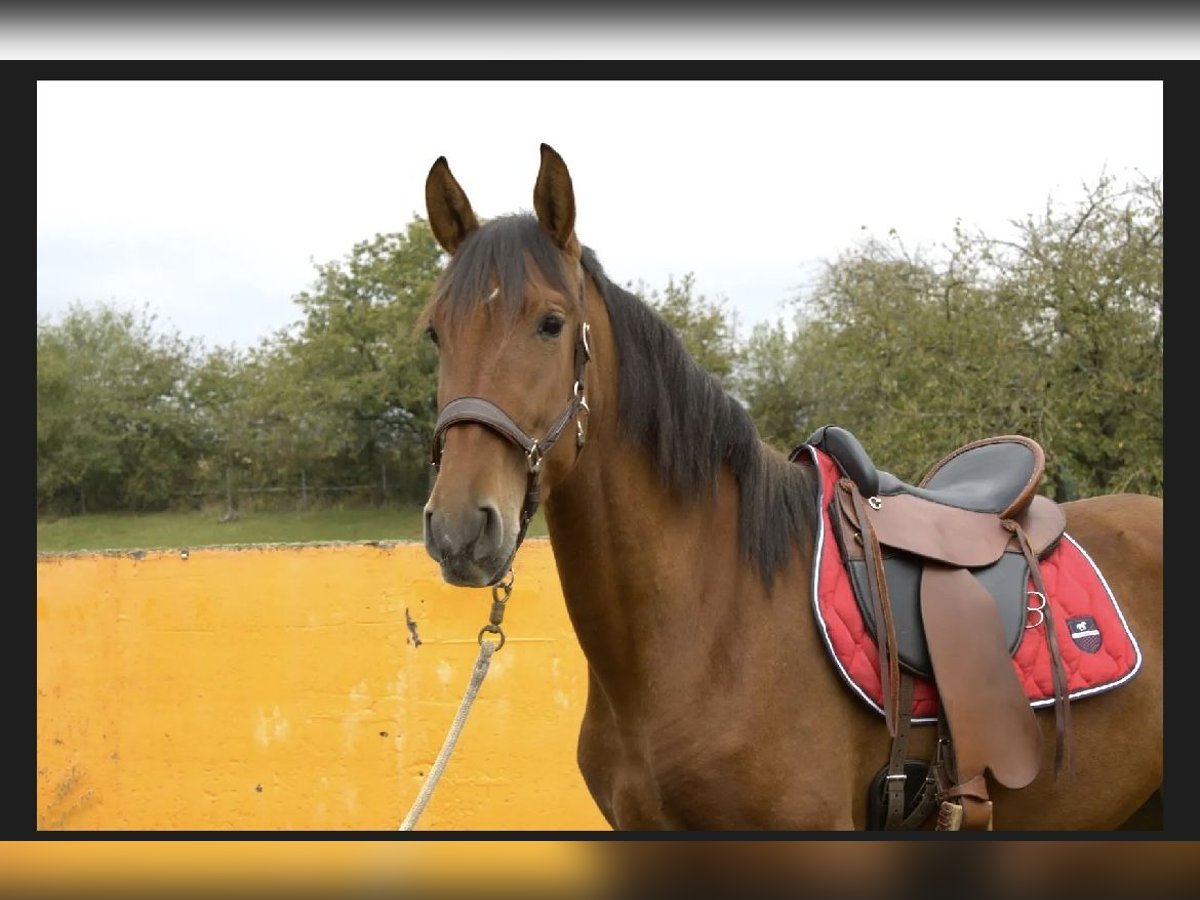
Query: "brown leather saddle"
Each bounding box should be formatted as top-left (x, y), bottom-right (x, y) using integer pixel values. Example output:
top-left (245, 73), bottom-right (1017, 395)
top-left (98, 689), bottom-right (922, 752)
top-left (799, 425), bottom-right (1073, 831)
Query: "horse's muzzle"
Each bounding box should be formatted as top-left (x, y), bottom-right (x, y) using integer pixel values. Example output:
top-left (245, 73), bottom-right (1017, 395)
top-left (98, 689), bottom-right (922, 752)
top-left (423, 501), bottom-right (510, 587)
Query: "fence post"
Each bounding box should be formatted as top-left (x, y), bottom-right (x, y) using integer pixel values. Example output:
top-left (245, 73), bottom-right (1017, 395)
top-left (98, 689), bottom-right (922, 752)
top-left (301, 470), bottom-right (308, 510)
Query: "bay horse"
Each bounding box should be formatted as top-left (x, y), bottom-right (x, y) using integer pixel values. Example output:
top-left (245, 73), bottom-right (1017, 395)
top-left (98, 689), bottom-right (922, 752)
top-left (419, 144), bottom-right (1163, 830)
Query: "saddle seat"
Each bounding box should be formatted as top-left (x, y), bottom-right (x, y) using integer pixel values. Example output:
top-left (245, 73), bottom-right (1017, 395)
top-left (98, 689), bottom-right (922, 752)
top-left (808, 424), bottom-right (1045, 516)
top-left (801, 425), bottom-right (1072, 831)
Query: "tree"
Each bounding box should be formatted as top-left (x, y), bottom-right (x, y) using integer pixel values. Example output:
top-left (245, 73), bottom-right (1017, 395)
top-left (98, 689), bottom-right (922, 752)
top-left (733, 172), bottom-right (1163, 498)
top-left (187, 344), bottom-right (254, 516)
top-left (631, 273), bottom-right (742, 389)
top-left (37, 311), bottom-right (122, 514)
top-left (37, 177), bottom-right (1160, 517)
top-left (789, 234), bottom-right (1040, 482)
top-left (966, 173), bottom-right (1163, 498)
top-left (284, 217), bottom-right (444, 502)
top-left (736, 317), bottom-right (812, 451)
top-left (37, 302), bottom-right (202, 513)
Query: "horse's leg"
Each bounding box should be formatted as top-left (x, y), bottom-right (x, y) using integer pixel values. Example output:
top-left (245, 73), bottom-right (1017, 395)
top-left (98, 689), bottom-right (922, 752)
top-left (577, 668), bottom-right (685, 829)
top-left (578, 639), bottom-right (869, 830)
top-left (576, 669), bottom-right (620, 828)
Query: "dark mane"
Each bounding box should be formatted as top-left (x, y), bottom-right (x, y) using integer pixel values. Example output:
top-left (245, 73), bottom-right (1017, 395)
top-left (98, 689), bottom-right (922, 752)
top-left (581, 247), bottom-right (816, 591)
top-left (427, 213), bottom-right (816, 590)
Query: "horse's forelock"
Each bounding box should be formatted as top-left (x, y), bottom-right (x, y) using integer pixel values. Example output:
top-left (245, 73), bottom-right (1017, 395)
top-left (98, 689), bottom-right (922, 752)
top-left (428, 214), bottom-right (576, 329)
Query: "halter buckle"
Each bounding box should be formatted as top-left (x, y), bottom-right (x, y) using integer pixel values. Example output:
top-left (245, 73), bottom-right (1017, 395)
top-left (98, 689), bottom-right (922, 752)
top-left (526, 441), bottom-right (544, 474)
top-left (581, 322), bottom-right (592, 360)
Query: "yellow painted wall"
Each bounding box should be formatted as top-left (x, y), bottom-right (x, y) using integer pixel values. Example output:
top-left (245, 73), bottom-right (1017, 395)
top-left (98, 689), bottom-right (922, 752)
top-left (36, 538), bottom-right (611, 831)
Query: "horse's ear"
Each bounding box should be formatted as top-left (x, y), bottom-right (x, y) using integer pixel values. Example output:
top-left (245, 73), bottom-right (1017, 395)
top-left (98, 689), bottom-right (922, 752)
top-left (425, 156), bottom-right (479, 255)
top-left (533, 143), bottom-right (579, 255)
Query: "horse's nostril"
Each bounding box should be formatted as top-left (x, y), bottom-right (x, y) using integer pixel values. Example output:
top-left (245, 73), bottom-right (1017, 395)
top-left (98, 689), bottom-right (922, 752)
top-left (423, 505), bottom-right (445, 562)
top-left (474, 503), bottom-right (504, 560)
top-left (425, 502), bottom-right (505, 565)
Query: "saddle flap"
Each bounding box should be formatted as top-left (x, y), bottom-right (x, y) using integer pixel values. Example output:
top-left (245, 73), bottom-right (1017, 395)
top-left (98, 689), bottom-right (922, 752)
top-left (836, 481), bottom-right (1011, 568)
top-left (920, 565), bottom-right (1043, 789)
top-left (837, 550), bottom-right (1033, 680)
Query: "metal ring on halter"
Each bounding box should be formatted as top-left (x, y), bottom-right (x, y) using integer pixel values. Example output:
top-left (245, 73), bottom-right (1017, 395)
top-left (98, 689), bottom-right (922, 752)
top-left (526, 441), bottom-right (543, 473)
top-left (493, 570), bottom-right (514, 594)
top-left (478, 623), bottom-right (506, 649)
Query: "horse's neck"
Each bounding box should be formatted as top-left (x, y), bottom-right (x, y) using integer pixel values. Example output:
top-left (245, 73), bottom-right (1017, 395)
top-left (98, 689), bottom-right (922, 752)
top-left (543, 429), bottom-right (759, 707)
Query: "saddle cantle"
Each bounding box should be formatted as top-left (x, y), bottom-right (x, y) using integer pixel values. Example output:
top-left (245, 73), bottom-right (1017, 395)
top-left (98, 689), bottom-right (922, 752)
top-left (800, 425), bottom-right (1073, 831)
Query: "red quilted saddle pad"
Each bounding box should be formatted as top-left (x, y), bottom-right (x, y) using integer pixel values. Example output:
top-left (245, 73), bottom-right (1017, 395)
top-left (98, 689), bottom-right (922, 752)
top-left (796, 444), bottom-right (1142, 724)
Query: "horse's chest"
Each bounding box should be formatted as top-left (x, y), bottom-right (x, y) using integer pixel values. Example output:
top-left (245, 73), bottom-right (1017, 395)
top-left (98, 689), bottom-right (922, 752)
top-left (578, 688), bottom-right (867, 830)
top-left (592, 751), bottom-right (728, 830)
top-left (580, 723), bottom-right (778, 830)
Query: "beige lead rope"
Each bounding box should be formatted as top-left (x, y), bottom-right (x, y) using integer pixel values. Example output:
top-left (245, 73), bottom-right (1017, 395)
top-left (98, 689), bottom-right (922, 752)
top-left (398, 572), bottom-right (513, 831)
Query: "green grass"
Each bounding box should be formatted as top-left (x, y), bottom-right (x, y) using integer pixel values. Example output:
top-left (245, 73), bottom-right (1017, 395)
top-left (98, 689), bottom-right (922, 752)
top-left (36, 506), bottom-right (550, 554)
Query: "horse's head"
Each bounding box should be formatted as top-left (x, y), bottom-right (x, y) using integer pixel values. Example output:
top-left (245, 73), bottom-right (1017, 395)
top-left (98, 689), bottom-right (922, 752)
top-left (421, 144), bottom-right (592, 587)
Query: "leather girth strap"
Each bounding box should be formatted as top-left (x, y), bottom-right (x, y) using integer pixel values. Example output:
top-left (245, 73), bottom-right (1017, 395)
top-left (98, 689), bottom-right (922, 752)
top-left (1005, 518), bottom-right (1074, 779)
top-left (883, 673), bottom-right (941, 830)
top-left (850, 485), bottom-right (902, 737)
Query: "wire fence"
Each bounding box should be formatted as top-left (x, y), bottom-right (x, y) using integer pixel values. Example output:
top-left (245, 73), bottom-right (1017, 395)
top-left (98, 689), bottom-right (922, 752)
top-left (172, 466), bottom-right (431, 512)
top-left (40, 465), bottom-right (434, 517)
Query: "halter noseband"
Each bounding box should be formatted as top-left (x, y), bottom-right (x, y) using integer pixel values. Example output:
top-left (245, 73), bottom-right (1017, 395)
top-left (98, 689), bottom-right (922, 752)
top-left (429, 270), bottom-right (592, 584)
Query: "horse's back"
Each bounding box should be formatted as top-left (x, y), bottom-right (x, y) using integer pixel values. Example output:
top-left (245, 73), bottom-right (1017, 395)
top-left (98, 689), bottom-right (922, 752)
top-left (1063, 492), bottom-right (1163, 572)
top-left (1061, 491), bottom-right (1163, 643)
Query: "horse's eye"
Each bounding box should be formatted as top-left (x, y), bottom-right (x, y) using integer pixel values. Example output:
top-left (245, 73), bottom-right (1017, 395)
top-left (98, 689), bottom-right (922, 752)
top-left (538, 314), bottom-right (565, 338)
top-left (425, 325), bottom-right (439, 347)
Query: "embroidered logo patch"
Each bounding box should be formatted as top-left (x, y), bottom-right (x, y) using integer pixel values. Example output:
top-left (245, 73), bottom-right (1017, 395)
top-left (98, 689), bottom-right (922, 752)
top-left (1068, 615), bottom-right (1103, 654)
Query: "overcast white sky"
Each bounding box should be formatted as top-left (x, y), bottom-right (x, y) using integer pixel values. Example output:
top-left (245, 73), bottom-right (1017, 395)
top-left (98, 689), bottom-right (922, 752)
top-left (37, 78), bottom-right (1164, 350)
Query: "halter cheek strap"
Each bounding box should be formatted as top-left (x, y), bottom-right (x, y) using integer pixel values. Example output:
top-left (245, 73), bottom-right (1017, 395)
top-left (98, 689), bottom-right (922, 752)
top-left (430, 322), bottom-right (590, 519)
top-left (429, 277), bottom-right (592, 585)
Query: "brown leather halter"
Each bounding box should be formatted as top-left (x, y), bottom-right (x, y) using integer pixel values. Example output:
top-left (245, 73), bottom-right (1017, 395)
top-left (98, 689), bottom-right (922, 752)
top-left (429, 269), bottom-right (591, 585)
